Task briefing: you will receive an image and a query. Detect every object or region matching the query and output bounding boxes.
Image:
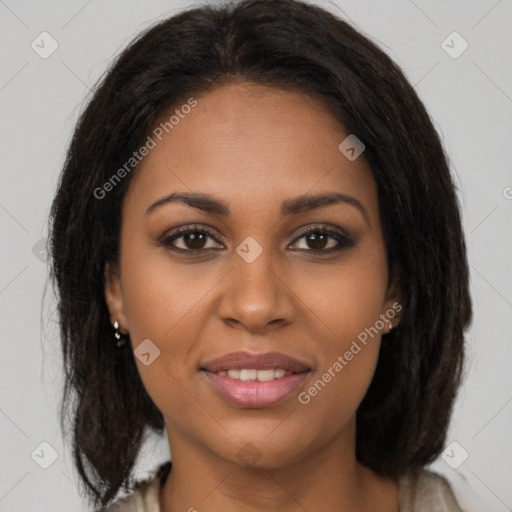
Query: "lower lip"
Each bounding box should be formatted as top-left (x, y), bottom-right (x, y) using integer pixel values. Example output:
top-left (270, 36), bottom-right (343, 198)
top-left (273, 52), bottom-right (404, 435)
top-left (201, 370), bottom-right (310, 408)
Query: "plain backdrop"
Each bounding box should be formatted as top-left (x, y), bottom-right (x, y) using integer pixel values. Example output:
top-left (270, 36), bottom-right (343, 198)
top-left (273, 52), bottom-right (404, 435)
top-left (0, 0), bottom-right (511, 510)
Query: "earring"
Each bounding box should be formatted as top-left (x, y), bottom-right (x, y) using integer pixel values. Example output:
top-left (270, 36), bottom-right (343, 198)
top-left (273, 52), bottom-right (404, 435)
top-left (388, 321), bottom-right (393, 332)
top-left (114, 319), bottom-right (127, 347)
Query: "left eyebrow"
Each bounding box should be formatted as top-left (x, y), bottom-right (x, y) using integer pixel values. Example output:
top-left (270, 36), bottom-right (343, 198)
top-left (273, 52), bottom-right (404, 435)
top-left (145, 192), bottom-right (230, 216)
top-left (280, 192), bottom-right (369, 226)
top-left (145, 191), bottom-right (370, 226)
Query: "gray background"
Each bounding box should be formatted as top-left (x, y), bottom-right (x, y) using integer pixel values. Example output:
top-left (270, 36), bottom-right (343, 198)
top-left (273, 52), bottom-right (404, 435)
top-left (0, 0), bottom-right (511, 510)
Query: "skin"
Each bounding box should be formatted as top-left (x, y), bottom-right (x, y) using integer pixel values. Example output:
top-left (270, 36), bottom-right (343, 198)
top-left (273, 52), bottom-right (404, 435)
top-left (105, 82), bottom-right (402, 512)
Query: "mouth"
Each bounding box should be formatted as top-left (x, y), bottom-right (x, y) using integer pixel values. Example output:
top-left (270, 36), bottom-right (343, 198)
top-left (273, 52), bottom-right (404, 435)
top-left (200, 350), bottom-right (311, 373)
top-left (199, 351), bottom-right (312, 408)
top-left (213, 368), bottom-right (297, 381)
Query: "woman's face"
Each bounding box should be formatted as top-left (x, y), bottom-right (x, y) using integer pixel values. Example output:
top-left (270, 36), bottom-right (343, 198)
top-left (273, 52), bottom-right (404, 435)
top-left (105, 82), bottom-right (399, 468)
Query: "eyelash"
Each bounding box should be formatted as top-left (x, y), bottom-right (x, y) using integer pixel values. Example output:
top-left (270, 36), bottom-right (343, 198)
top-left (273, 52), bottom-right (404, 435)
top-left (160, 223), bottom-right (355, 255)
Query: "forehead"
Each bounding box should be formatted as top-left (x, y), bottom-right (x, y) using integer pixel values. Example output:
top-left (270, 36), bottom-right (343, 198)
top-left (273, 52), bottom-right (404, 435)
top-left (123, 82), bottom-right (377, 217)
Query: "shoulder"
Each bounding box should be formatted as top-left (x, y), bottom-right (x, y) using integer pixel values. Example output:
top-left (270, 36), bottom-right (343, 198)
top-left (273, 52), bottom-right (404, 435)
top-left (101, 477), bottom-right (160, 512)
top-left (398, 468), bottom-right (464, 512)
top-left (99, 462), bottom-right (171, 512)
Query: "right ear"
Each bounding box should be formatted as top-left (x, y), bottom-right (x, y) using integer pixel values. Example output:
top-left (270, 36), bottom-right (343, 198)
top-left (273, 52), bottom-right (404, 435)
top-left (104, 262), bottom-right (129, 333)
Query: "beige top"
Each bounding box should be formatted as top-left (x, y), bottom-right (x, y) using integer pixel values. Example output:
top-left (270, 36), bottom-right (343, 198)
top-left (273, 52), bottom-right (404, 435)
top-left (103, 463), bottom-right (464, 511)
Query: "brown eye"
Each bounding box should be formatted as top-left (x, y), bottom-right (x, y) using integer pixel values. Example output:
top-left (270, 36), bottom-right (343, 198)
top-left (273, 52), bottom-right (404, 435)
top-left (161, 226), bottom-right (223, 252)
top-left (181, 232), bottom-right (208, 250)
top-left (304, 231), bottom-right (330, 250)
top-left (289, 225), bottom-right (355, 254)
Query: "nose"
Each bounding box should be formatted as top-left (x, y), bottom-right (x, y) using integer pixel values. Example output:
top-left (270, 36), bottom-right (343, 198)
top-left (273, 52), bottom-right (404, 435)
top-left (216, 249), bottom-right (296, 334)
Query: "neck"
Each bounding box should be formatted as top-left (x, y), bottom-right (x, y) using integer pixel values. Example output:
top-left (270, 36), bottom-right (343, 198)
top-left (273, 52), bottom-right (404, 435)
top-left (159, 417), bottom-right (399, 512)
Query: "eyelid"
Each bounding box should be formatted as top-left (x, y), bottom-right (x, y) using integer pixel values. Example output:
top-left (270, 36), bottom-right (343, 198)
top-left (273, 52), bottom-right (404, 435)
top-left (160, 224), bottom-right (225, 248)
top-left (290, 223), bottom-right (352, 241)
top-left (160, 222), bottom-right (354, 252)
top-left (287, 223), bottom-right (354, 253)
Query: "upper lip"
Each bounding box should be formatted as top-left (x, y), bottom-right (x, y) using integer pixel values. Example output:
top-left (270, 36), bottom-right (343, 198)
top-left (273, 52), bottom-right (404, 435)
top-left (200, 351), bottom-right (311, 373)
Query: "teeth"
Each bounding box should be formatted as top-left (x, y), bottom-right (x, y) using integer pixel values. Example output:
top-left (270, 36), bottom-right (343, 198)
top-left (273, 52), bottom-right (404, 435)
top-left (227, 369), bottom-right (240, 379)
top-left (240, 369), bottom-right (258, 381)
top-left (254, 369), bottom-right (276, 381)
top-left (216, 369), bottom-right (292, 381)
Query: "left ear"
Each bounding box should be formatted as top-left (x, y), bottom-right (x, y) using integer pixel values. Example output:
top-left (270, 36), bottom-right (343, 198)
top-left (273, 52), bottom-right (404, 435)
top-left (381, 272), bottom-right (404, 333)
top-left (104, 262), bottom-right (129, 334)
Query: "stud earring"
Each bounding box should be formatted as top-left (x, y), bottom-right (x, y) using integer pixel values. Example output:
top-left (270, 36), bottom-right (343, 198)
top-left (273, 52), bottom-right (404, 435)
top-left (113, 319), bottom-right (127, 347)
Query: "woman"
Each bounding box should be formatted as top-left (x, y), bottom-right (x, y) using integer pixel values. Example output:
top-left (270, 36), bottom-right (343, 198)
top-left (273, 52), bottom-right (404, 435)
top-left (47, 0), bottom-right (472, 510)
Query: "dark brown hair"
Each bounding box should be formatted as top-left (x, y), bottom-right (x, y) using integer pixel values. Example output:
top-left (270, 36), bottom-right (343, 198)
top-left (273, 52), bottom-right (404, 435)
top-left (47, 0), bottom-right (472, 508)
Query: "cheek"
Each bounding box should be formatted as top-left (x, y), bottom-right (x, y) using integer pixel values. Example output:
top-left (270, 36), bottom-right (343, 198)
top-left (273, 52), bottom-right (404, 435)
top-left (294, 250), bottom-right (388, 414)
top-left (119, 251), bottom-right (214, 420)
top-left (118, 242), bottom-right (217, 396)
top-left (120, 242), bottom-right (216, 343)
top-left (298, 249), bottom-right (388, 351)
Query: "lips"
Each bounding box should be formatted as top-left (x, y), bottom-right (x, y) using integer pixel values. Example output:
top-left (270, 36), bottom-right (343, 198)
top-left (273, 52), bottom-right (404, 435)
top-left (200, 351), bottom-right (311, 373)
top-left (199, 351), bottom-right (312, 408)
top-left (202, 371), bottom-right (310, 408)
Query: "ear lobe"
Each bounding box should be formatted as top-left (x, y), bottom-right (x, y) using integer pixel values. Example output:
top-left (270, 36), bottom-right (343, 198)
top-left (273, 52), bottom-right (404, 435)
top-left (104, 262), bottom-right (128, 329)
